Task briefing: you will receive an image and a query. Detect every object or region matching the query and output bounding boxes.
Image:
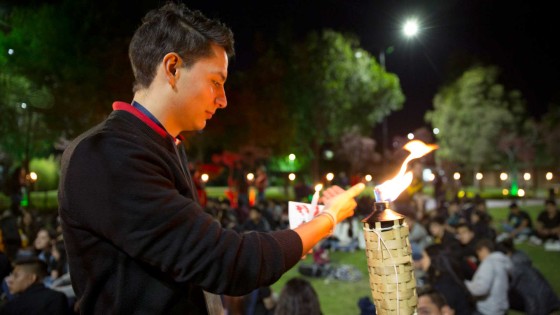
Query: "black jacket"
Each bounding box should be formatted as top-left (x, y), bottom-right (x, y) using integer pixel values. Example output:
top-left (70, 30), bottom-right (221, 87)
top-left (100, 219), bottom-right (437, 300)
top-left (0, 283), bottom-right (70, 315)
top-left (59, 102), bottom-right (302, 314)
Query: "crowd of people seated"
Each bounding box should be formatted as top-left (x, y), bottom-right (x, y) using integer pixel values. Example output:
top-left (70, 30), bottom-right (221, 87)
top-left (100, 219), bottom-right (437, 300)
top-left (402, 195), bottom-right (560, 315)
top-left (0, 207), bottom-right (76, 314)
top-left (1, 175), bottom-right (559, 315)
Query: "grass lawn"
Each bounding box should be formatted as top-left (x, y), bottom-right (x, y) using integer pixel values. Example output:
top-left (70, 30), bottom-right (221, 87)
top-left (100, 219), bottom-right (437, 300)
top-left (11, 188), bottom-right (560, 314)
top-left (270, 204), bottom-right (560, 315)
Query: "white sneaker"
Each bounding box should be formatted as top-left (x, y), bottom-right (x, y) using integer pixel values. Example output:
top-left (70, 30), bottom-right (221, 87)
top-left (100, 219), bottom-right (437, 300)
top-left (544, 241), bottom-right (560, 251)
top-left (514, 234), bottom-right (528, 244)
top-left (529, 236), bottom-right (543, 246)
top-left (496, 233), bottom-right (510, 243)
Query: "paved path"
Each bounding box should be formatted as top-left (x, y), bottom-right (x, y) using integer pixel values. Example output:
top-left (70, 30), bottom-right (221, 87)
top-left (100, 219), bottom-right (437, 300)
top-left (486, 198), bottom-right (544, 208)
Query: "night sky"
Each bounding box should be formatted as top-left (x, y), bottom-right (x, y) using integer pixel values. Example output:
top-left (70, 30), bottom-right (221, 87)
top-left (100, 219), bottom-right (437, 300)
top-left (7, 0), bottom-right (558, 140)
top-left (180, 0), bottom-right (559, 139)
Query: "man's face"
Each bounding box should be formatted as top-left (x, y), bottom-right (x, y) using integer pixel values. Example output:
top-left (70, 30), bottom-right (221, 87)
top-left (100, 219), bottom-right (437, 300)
top-left (419, 251), bottom-right (431, 272)
top-left (171, 44), bottom-right (228, 132)
top-left (6, 266), bottom-right (35, 294)
top-left (429, 223), bottom-right (444, 238)
top-left (418, 295), bottom-right (454, 315)
top-left (417, 296), bottom-right (443, 315)
top-left (456, 226), bottom-right (474, 245)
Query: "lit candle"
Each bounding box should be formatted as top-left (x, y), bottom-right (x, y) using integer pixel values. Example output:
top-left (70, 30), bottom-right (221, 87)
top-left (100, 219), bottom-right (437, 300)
top-left (311, 184), bottom-right (323, 208)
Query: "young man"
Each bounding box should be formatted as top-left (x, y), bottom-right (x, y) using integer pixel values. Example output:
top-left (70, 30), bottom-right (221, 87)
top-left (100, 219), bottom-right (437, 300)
top-left (534, 199), bottom-right (560, 249)
top-left (455, 223), bottom-right (478, 279)
top-left (58, 3), bottom-right (364, 314)
top-left (465, 239), bottom-right (512, 315)
top-left (499, 202), bottom-right (533, 242)
top-left (1, 258), bottom-right (70, 314)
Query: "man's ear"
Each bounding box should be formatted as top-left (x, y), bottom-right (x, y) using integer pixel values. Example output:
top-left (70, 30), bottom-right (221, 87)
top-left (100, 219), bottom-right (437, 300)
top-left (29, 273), bottom-right (38, 285)
top-left (163, 52), bottom-right (183, 88)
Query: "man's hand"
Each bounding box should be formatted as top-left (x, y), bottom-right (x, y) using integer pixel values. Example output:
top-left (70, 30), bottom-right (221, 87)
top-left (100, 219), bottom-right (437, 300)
top-left (321, 183), bottom-right (365, 223)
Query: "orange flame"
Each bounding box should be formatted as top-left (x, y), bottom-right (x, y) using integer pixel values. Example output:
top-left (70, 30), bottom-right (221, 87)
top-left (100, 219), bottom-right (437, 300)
top-left (374, 140), bottom-right (438, 202)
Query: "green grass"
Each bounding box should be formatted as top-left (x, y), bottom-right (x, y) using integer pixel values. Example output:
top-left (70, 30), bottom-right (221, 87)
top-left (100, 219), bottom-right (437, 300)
top-left (269, 204), bottom-right (560, 315)
top-left (3, 188), bottom-right (559, 314)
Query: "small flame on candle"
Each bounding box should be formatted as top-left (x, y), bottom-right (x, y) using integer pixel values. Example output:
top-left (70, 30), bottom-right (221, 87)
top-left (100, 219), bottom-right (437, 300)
top-left (375, 140), bottom-right (438, 202)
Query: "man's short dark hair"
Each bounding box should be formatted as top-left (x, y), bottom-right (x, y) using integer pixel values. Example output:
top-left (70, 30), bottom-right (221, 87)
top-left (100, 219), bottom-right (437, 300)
top-left (129, 2), bottom-right (235, 92)
top-left (417, 285), bottom-right (448, 309)
top-left (430, 215), bottom-right (446, 226)
top-left (455, 222), bottom-right (472, 231)
top-left (474, 238), bottom-right (495, 252)
top-left (13, 257), bottom-right (48, 281)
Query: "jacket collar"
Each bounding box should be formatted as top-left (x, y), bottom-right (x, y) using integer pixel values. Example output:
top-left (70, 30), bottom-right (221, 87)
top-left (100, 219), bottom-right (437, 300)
top-left (112, 101), bottom-right (184, 144)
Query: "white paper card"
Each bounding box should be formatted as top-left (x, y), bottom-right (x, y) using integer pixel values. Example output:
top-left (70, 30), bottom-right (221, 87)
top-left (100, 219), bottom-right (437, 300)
top-left (288, 201), bottom-right (325, 229)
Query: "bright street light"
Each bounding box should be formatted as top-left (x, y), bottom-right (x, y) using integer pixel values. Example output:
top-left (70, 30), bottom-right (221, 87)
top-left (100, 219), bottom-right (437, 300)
top-left (453, 172), bottom-right (460, 180)
top-left (365, 174), bottom-right (372, 182)
top-left (314, 184), bottom-right (323, 192)
top-left (433, 128), bottom-right (440, 135)
top-left (246, 173), bottom-right (254, 181)
top-left (476, 172), bottom-right (483, 180)
top-left (288, 153), bottom-right (296, 161)
top-left (325, 173), bottom-right (334, 182)
top-left (518, 189), bottom-right (526, 197)
top-left (546, 172), bottom-right (553, 181)
top-left (403, 19), bottom-right (419, 38)
top-left (523, 172), bottom-right (531, 181)
top-left (8, 48), bottom-right (14, 55)
top-left (201, 173), bottom-right (209, 183)
top-left (500, 173), bottom-right (508, 181)
top-left (29, 171), bottom-right (38, 182)
top-left (407, 133), bottom-right (414, 140)
top-left (288, 173), bottom-right (296, 181)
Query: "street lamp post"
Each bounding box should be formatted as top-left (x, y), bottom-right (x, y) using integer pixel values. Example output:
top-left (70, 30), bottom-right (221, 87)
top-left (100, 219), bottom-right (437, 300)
top-left (379, 18), bottom-right (420, 159)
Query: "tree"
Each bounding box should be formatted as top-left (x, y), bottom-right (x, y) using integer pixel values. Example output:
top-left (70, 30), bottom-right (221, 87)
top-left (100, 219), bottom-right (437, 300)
top-left (539, 103), bottom-right (560, 168)
top-left (0, 1), bottom-right (137, 141)
top-left (335, 127), bottom-right (381, 176)
top-left (425, 65), bottom-right (528, 186)
top-left (0, 71), bottom-right (55, 165)
top-left (284, 30), bottom-right (404, 180)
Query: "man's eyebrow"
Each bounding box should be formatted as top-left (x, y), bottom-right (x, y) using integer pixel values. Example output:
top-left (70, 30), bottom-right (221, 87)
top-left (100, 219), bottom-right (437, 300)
top-left (212, 71), bottom-right (227, 82)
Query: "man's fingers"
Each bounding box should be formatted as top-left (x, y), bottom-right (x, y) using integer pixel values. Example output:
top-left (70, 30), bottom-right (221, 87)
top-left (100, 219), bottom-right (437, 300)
top-left (345, 183), bottom-right (365, 198)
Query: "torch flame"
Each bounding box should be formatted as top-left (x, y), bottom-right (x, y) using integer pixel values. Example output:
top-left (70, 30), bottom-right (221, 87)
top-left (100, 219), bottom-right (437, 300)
top-left (374, 140), bottom-right (438, 202)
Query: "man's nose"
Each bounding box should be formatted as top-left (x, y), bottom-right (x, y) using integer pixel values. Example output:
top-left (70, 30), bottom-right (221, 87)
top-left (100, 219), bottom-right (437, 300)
top-left (216, 95), bottom-right (227, 109)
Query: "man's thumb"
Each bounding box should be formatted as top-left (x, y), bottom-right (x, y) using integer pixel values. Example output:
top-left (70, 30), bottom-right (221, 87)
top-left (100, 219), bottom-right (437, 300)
top-left (345, 183), bottom-right (365, 198)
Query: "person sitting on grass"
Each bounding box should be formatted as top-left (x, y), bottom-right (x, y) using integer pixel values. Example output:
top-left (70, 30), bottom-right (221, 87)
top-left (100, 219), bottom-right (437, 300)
top-left (497, 238), bottom-right (560, 315)
top-left (533, 199), bottom-right (560, 248)
top-left (1, 257), bottom-right (70, 314)
top-left (274, 277), bottom-right (322, 315)
top-left (465, 238), bottom-right (512, 315)
top-left (498, 202), bottom-right (533, 243)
